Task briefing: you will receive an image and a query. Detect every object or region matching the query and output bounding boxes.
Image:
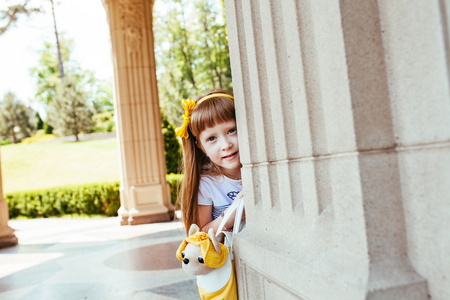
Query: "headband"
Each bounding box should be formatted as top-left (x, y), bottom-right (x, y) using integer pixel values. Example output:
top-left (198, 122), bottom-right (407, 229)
top-left (175, 93), bottom-right (234, 139)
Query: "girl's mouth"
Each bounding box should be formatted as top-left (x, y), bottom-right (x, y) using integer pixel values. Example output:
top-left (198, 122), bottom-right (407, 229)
top-left (223, 152), bottom-right (238, 159)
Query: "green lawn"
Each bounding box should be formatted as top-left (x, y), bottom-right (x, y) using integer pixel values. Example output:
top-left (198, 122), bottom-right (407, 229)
top-left (1, 139), bottom-right (120, 194)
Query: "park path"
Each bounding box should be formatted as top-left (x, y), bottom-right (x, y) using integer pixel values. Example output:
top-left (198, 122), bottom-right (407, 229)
top-left (0, 215), bottom-right (199, 300)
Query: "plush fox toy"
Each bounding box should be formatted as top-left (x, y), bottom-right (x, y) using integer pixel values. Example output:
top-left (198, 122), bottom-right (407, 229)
top-left (176, 224), bottom-right (237, 300)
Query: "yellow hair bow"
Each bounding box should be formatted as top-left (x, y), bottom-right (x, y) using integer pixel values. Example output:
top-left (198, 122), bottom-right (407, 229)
top-left (175, 99), bottom-right (196, 139)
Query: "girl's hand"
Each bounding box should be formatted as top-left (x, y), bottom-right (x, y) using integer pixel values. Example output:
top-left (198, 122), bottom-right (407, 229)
top-left (234, 191), bottom-right (244, 202)
top-left (223, 191), bottom-right (245, 228)
top-left (199, 191), bottom-right (245, 234)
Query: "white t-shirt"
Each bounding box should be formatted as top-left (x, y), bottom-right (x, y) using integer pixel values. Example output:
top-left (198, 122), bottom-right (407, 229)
top-left (198, 174), bottom-right (242, 220)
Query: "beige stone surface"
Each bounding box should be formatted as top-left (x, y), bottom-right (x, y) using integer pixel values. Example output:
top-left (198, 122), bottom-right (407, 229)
top-left (398, 147), bottom-right (450, 300)
top-left (0, 146), bottom-right (17, 249)
top-left (225, 0), bottom-right (448, 299)
top-left (103, 0), bottom-right (173, 225)
top-left (378, 1), bottom-right (450, 147)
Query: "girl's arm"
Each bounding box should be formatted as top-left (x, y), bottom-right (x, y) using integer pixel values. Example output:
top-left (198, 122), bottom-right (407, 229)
top-left (198, 191), bottom-right (244, 233)
top-left (198, 205), bottom-right (234, 233)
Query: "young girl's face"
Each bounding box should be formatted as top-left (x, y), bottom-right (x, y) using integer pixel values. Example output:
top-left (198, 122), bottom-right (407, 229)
top-left (198, 120), bottom-right (241, 178)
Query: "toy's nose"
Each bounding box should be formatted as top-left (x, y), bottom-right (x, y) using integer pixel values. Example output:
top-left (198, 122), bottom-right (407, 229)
top-left (183, 258), bottom-right (189, 265)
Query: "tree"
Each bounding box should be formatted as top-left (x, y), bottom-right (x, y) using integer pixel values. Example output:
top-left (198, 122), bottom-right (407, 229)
top-left (0, 92), bottom-right (36, 143)
top-left (30, 36), bottom-right (114, 114)
top-left (46, 76), bottom-right (94, 141)
top-left (35, 112), bottom-right (44, 130)
top-left (194, 0), bottom-right (231, 90)
top-left (153, 0), bottom-right (232, 126)
top-left (30, 37), bottom-right (73, 105)
top-left (49, 0), bottom-right (64, 80)
top-left (0, 0), bottom-right (40, 36)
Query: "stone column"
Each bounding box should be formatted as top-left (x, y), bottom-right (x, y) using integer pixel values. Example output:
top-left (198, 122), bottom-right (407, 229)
top-left (0, 145), bottom-right (18, 249)
top-left (224, 0), bottom-right (450, 299)
top-left (103, 0), bottom-right (174, 225)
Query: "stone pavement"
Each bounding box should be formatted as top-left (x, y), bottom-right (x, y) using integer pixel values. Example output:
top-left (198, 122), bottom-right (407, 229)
top-left (0, 216), bottom-right (200, 300)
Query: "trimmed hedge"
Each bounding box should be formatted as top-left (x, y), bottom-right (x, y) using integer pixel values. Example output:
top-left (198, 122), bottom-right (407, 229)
top-left (6, 174), bottom-right (184, 219)
top-left (166, 173), bottom-right (183, 209)
top-left (5, 182), bottom-right (121, 219)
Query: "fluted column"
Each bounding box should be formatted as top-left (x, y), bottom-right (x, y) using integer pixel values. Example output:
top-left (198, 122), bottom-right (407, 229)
top-left (0, 145), bottom-right (18, 249)
top-left (103, 0), bottom-right (174, 225)
top-left (223, 0), bottom-right (450, 299)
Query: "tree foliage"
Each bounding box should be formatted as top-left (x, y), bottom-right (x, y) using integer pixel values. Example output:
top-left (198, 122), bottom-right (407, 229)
top-left (0, 0), bottom-right (40, 36)
top-left (30, 35), bottom-right (114, 140)
top-left (162, 113), bottom-right (182, 174)
top-left (47, 76), bottom-right (94, 141)
top-left (0, 92), bottom-right (36, 143)
top-left (154, 0), bottom-right (232, 126)
top-left (30, 38), bottom-right (73, 105)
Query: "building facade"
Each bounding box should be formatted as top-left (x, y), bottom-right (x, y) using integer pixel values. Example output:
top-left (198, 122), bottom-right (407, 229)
top-left (1, 0), bottom-right (449, 299)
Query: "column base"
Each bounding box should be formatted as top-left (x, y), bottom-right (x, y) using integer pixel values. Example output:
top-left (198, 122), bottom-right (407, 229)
top-left (234, 228), bottom-right (428, 300)
top-left (120, 210), bottom-right (175, 226)
top-left (0, 233), bottom-right (18, 249)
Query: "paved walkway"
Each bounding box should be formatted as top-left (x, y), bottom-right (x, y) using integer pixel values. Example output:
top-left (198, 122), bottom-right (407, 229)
top-left (0, 216), bottom-right (199, 300)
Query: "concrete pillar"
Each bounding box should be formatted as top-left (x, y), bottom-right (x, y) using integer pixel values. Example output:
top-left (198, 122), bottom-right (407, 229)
top-left (103, 0), bottom-right (174, 225)
top-left (225, 0), bottom-right (449, 299)
top-left (0, 145), bottom-right (18, 249)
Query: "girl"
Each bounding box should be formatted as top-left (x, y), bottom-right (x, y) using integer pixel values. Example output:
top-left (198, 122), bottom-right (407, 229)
top-left (176, 89), bottom-right (243, 235)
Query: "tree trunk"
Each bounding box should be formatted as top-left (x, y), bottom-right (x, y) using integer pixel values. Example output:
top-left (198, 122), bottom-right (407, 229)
top-left (50, 0), bottom-right (64, 80)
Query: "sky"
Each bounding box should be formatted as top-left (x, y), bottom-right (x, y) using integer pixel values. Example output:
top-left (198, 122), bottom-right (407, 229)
top-left (0, 0), bottom-right (114, 114)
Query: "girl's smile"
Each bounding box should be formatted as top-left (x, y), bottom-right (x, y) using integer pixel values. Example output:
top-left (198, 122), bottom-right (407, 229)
top-left (198, 120), bottom-right (241, 179)
top-left (222, 151), bottom-right (238, 160)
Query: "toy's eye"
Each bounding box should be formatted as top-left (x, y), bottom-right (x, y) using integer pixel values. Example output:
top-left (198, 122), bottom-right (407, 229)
top-left (182, 252), bottom-right (185, 258)
top-left (198, 257), bottom-right (204, 264)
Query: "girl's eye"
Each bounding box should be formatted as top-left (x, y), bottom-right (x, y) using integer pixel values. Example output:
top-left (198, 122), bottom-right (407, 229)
top-left (207, 136), bottom-right (216, 142)
top-left (228, 128), bottom-right (236, 134)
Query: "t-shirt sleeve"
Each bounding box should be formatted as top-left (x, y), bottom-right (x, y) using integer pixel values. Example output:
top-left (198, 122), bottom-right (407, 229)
top-left (197, 179), bottom-right (213, 205)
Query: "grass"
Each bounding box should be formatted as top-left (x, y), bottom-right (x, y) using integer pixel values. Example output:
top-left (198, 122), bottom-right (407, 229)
top-left (1, 138), bottom-right (120, 194)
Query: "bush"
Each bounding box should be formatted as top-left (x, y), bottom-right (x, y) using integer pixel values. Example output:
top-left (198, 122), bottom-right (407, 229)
top-left (44, 122), bottom-right (53, 134)
top-left (162, 113), bottom-right (182, 174)
top-left (93, 112), bottom-right (115, 133)
top-left (5, 182), bottom-right (121, 219)
top-left (36, 112), bottom-right (44, 130)
top-left (5, 174), bottom-right (184, 219)
top-left (20, 129), bottom-right (57, 144)
top-left (167, 173), bottom-right (183, 208)
top-left (1, 138), bottom-right (12, 146)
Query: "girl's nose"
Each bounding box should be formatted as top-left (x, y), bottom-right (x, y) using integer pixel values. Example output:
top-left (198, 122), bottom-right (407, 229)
top-left (221, 139), bottom-right (232, 150)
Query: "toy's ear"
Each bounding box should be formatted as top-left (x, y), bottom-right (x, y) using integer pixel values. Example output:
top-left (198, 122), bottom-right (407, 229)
top-left (176, 240), bottom-right (188, 261)
top-left (189, 224), bottom-right (200, 236)
top-left (204, 229), bottom-right (228, 268)
top-left (216, 231), bottom-right (225, 244)
top-left (209, 228), bottom-right (221, 255)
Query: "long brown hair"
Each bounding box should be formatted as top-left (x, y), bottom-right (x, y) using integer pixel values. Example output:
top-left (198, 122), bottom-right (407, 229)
top-left (179, 89), bottom-right (235, 235)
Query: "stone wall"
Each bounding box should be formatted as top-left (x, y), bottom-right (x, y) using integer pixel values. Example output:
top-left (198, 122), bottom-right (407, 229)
top-left (225, 0), bottom-right (450, 299)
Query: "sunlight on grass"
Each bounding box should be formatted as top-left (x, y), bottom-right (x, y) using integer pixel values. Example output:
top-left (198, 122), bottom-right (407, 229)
top-left (1, 139), bottom-right (120, 194)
